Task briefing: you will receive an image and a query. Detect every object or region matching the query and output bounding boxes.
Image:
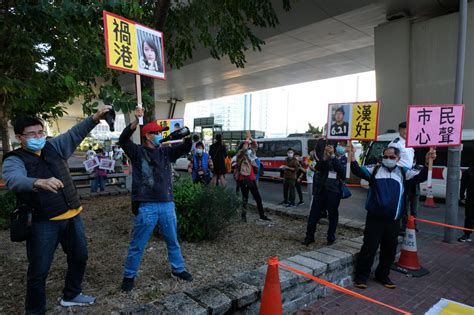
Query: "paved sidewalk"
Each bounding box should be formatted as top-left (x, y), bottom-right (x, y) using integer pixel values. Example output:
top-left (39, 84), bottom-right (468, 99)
top-left (295, 233), bottom-right (474, 315)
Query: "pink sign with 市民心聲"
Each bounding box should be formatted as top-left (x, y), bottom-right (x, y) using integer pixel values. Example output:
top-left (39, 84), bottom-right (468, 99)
top-left (406, 104), bottom-right (464, 147)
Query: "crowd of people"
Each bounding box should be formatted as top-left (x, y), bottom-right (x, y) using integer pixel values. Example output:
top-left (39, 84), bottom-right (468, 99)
top-left (2, 104), bottom-right (472, 314)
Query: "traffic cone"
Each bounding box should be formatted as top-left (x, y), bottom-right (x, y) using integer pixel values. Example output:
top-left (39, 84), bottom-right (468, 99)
top-left (424, 187), bottom-right (437, 208)
top-left (259, 256), bottom-right (283, 315)
top-left (392, 216), bottom-right (429, 277)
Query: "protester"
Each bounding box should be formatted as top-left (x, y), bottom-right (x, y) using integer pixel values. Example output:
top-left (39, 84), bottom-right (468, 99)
top-left (302, 144), bottom-right (346, 246)
top-left (119, 107), bottom-right (193, 292)
top-left (349, 144), bottom-right (436, 289)
top-left (279, 148), bottom-right (300, 207)
top-left (236, 140), bottom-right (270, 222)
top-left (388, 122), bottom-right (418, 232)
top-left (91, 148), bottom-right (107, 193)
top-left (459, 165), bottom-right (474, 242)
top-left (86, 145), bottom-right (96, 160)
top-left (191, 134), bottom-right (200, 155)
top-left (188, 141), bottom-right (213, 185)
top-left (305, 150), bottom-right (317, 205)
top-left (114, 145), bottom-right (125, 172)
top-left (249, 140), bottom-right (263, 183)
top-left (231, 153), bottom-right (241, 195)
top-left (2, 108), bottom-right (111, 313)
top-left (294, 152), bottom-right (305, 206)
top-left (209, 134), bottom-right (227, 186)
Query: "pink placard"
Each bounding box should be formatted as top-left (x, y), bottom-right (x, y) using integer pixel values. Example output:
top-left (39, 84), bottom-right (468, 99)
top-left (406, 104), bottom-right (464, 147)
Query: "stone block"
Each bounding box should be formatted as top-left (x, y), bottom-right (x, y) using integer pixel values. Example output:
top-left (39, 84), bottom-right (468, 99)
top-left (331, 243), bottom-right (360, 260)
top-left (351, 235), bottom-right (365, 244)
top-left (233, 270), bottom-right (265, 290)
top-left (339, 240), bottom-right (363, 251)
top-left (256, 265), bottom-right (298, 290)
top-left (299, 251), bottom-right (339, 271)
top-left (283, 293), bottom-right (312, 314)
top-left (184, 287), bottom-right (232, 315)
top-left (286, 255), bottom-right (327, 276)
top-left (153, 292), bottom-right (207, 315)
top-left (279, 259), bottom-right (313, 283)
top-left (212, 279), bottom-right (259, 309)
top-left (316, 247), bottom-right (353, 265)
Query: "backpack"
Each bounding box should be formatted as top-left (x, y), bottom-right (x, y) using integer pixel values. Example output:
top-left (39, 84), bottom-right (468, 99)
top-left (239, 156), bottom-right (252, 177)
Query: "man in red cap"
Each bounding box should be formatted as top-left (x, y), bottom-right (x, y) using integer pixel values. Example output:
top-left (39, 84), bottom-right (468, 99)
top-left (118, 107), bottom-right (193, 292)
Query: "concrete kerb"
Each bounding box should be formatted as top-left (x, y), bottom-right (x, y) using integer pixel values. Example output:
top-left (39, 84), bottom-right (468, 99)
top-left (121, 201), bottom-right (386, 314)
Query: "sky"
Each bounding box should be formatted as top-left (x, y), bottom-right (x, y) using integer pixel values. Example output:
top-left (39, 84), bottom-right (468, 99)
top-left (185, 71), bottom-right (376, 137)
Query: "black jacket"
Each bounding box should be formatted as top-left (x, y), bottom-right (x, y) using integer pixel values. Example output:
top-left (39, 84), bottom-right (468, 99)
top-left (461, 166), bottom-right (474, 204)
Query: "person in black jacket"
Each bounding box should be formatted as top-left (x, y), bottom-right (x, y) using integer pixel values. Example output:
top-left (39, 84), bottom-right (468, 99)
top-left (459, 166), bottom-right (474, 242)
top-left (209, 134), bottom-right (227, 187)
top-left (119, 108), bottom-right (193, 292)
top-left (302, 144), bottom-right (346, 246)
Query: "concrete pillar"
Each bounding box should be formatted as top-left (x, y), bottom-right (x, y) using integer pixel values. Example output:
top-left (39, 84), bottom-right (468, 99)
top-left (374, 18), bottom-right (411, 134)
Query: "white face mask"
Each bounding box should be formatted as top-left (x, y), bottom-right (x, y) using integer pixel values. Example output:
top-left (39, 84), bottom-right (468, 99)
top-left (196, 148), bottom-right (203, 155)
top-left (288, 152), bottom-right (294, 159)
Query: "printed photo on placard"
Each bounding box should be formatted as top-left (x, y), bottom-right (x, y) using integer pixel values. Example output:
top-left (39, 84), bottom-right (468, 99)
top-left (99, 158), bottom-right (115, 171)
top-left (83, 157), bottom-right (100, 172)
top-left (136, 25), bottom-right (165, 78)
top-left (328, 103), bottom-right (352, 140)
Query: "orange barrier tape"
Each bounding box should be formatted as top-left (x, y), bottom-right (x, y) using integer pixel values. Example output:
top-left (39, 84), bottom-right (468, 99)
top-left (414, 217), bottom-right (474, 232)
top-left (278, 262), bottom-right (412, 315)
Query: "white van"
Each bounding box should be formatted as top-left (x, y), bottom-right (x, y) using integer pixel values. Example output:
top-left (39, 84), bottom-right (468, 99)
top-left (361, 129), bottom-right (474, 198)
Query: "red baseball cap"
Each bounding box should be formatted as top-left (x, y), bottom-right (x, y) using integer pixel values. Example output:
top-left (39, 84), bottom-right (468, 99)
top-left (141, 122), bottom-right (169, 136)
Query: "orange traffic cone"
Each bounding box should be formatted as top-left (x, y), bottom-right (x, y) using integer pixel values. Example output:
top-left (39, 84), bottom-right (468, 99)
top-left (392, 216), bottom-right (429, 277)
top-left (424, 188), bottom-right (437, 208)
top-left (259, 257), bottom-right (283, 315)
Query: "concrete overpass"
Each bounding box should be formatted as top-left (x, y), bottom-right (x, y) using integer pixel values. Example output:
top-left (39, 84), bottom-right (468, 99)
top-left (117, 0), bottom-right (473, 131)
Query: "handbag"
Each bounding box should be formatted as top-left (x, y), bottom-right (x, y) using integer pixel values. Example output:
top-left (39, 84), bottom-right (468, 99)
top-left (10, 204), bottom-right (33, 242)
top-left (340, 182), bottom-right (352, 199)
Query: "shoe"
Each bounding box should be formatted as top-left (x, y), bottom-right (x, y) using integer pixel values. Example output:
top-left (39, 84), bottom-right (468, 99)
top-left (286, 203), bottom-right (296, 208)
top-left (279, 200), bottom-right (289, 205)
top-left (458, 235), bottom-right (472, 242)
top-left (327, 240), bottom-right (335, 246)
top-left (301, 239), bottom-right (315, 246)
top-left (297, 201), bottom-right (305, 206)
top-left (353, 280), bottom-right (367, 289)
top-left (121, 277), bottom-right (134, 292)
top-left (60, 293), bottom-right (96, 307)
top-left (374, 277), bottom-right (396, 289)
top-left (259, 215), bottom-right (271, 221)
top-left (172, 270), bottom-right (193, 282)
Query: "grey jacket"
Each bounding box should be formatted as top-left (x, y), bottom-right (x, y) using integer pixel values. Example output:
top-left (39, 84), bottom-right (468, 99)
top-left (2, 117), bottom-right (98, 192)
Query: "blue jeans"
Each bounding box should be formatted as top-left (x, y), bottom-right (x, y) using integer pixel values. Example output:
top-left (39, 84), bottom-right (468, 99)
top-left (123, 202), bottom-right (185, 278)
top-left (26, 215), bottom-right (88, 315)
top-left (91, 176), bottom-right (105, 192)
top-left (305, 189), bottom-right (341, 242)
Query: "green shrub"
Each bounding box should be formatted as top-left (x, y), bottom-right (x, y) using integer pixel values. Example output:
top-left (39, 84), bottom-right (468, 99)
top-left (0, 190), bottom-right (16, 228)
top-left (172, 177), bottom-right (240, 241)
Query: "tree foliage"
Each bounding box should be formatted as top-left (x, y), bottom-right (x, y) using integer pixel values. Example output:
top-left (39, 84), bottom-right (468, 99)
top-left (1, 0), bottom-right (291, 153)
top-left (306, 123), bottom-right (324, 135)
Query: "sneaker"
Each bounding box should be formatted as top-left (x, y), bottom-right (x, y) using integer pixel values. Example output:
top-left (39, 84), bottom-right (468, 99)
top-left (171, 270), bottom-right (193, 282)
top-left (353, 280), bottom-right (367, 289)
top-left (374, 277), bottom-right (396, 289)
top-left (297, 201), bottom-right (305, 206)
top-left (60, 293), bottom-right (96, 307)
top-left (301, 239), bottom-right (315, 246)
top-left (458, 235), bottom-right (472, 242)
top-left (286, 203), bottom-right (296, 208)
top-left (121, 277), bottom-right (134, 292)
top-left (259, 215), bottom-right (271, 221)
top-left (279, 200), bottom-right (289, 205)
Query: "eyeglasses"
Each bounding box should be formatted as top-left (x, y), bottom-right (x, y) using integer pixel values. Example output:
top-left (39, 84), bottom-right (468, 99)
top-left (382, 155), bottom-right (397, 160)
top-left (21, 131), bottom-right (45, 139)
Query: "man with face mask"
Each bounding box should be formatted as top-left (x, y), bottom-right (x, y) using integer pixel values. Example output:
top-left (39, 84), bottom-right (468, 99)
top-left (119, 108), bottom-right (193, 292)
top-left (279, 148), bottom-right (300, 207)
top-left (2, 108), bottom-right (111, 314)
top-left (349, 145), bottom-right (435, 290)
top-left (188, 141), bottom-right (213, 185)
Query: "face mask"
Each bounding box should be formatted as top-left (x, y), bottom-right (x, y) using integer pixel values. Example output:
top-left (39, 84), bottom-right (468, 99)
top-left (152, 134), bottom-right (163, 147)
top-left (196, 149), bottom-right (203, 155)
top-left (247, 149), bottom-right (252, 156)
top-left (382, 159), bottom-right (397, 169)
top-left (26, 137), bottom-right (46, 151)
top-left (336, 146), bottom-right (346, 155)
top-left (288, 153), bottom-right (294, 159)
